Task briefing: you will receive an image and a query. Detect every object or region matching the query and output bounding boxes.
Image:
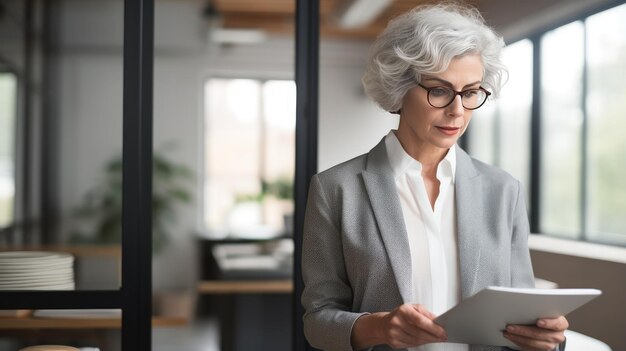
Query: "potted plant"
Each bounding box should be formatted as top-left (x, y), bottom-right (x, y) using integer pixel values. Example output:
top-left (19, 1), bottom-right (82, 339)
top-left (71, 149), bottom-right (193, 253)
top-left (263, 177), bottom-right (294, 235)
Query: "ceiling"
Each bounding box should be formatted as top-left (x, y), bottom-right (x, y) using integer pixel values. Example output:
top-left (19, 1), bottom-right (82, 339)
top-left (211, 0), bottom-right (479, 40)
top-left (209, 0), bottom-right (615, 43)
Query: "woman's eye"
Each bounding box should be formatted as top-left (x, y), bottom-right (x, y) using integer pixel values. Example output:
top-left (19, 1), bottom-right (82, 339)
top-left (430, 87), bottom-right (450, 97)
top-left (462, 90), bottom-right (479, 98)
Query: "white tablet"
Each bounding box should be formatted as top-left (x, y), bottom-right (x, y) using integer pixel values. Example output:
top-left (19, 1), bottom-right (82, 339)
top-left (435, 286), bottom-right (602, 349)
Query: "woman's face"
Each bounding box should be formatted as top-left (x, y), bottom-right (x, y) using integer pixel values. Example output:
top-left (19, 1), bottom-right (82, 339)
top-left (398, 54), bottom-right (484, 154)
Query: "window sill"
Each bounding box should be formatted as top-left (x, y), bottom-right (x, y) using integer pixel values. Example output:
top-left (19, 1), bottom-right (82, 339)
top-left (529, 234), bottom-right (626, 264)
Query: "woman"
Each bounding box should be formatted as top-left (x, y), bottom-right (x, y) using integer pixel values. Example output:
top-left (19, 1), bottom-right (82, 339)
top-left (301, 3), bottom-right (568, 351)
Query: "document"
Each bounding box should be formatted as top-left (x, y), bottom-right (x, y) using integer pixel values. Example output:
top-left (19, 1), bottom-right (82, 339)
top-left (435, 286), bottom-right (602, 349)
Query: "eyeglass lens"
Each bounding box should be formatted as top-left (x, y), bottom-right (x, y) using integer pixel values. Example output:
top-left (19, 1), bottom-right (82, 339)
top-left (428, 87), bottom-right (488, 109)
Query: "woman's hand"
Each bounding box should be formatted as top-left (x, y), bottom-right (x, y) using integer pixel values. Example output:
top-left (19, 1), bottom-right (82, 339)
top-left (381, 304), bottom-right (448, 349)
top-left (503, 316), bottom-right (568, 351)
top-left (351, 304), bottom-right (447, 350)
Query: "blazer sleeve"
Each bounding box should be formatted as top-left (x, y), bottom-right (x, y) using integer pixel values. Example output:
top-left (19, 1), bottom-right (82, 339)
top-left (510, 180), bottom-right (535, 288)
top-left (301, 174), bottom-right (369, 351)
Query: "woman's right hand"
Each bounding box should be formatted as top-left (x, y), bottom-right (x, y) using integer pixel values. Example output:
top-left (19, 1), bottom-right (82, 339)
top-left (351, 304), bottom-right (448, 350)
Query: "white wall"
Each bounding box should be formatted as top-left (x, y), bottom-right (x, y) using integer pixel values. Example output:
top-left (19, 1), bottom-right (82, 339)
top-left (318, 41), bottom-right (397, 171)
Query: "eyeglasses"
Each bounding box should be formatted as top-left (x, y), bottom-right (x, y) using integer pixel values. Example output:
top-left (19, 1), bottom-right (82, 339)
top-left (417, 83), bottom-right (491, 110)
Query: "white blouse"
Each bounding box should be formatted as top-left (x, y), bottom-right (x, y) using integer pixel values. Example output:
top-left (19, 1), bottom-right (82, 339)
top-left (385, 131), bottom-right (468, 351)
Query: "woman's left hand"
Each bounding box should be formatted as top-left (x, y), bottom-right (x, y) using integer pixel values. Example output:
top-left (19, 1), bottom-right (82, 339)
top-left (503, 316), bottom-right (568, 351)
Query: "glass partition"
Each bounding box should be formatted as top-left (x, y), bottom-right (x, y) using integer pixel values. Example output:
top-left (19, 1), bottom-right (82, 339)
top-left (151, 0), bottom-right (296, 350)
top-left (0, 0), bottom-right (124, 290)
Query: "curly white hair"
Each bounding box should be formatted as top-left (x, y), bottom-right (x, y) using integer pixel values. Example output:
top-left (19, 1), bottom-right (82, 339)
top-left (362, 2), bottom-right (508, 113)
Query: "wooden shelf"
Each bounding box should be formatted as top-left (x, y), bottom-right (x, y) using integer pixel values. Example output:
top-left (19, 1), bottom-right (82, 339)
top-left (197, 280), bottom-right (293, 294)
top-left (0, 245), bottom-right (121, 258)
top-left (0, 315), bottom-right (187, 329)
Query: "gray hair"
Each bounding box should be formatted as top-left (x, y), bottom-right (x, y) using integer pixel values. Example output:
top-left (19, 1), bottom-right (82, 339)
top-left (362, 3), bottom-right (507, 113)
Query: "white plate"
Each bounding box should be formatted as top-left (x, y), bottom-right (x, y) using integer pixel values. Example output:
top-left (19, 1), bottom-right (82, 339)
top-left (0, 277), bottom-right (74, 286)
top-left (0, 251), bottom-right (73, 260)
top-left (0, 261), bottom-right (73, 269)
top-left (0, 274), bottom-right (74, 284)
top-left (0, 269), bottom-right (72, 276)
top-left (0, 283), bottom-right (74, 290)
top-left (0, 253), bottom-right (73, 266)
top-left (0, 278), bottom-right (74, 286)
top-left (0, 258), bottom-right (73, 266)
top-left (0, 258), bottom-right (73, 267)
top-left (0, 268), bottom-right (74, 277)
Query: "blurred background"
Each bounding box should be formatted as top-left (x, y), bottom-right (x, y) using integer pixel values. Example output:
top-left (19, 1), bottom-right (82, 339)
top-left (0, 0), bottom-right (625, 350)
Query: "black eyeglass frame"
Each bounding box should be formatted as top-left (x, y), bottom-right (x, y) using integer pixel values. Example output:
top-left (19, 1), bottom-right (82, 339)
top-left (417, 83), bottom-right (492, 110)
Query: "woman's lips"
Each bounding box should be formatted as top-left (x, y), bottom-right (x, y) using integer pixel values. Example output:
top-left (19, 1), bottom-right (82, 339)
top-left (436, 126), bottom-right (460, 136)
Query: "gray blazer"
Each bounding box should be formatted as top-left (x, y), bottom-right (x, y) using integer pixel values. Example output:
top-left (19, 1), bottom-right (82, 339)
top-left (301, 138), bottom-right (535, 351)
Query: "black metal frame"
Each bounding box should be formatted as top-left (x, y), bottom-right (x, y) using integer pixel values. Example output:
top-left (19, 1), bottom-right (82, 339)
top-left (22, 0), bottom-right (34, 243)
top-left (293, 0), bottom-right (319, 350)
top-left (529, 34), bottom-right (542, 233)
top-left (0, 0), bottom-right (155, 350)
top-left (121, 0), bottom-right (154, 349)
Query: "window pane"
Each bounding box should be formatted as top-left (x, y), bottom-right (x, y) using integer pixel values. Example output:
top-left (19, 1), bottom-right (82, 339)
top-left (498, 39), bottom-right (532, 194)
top-left (467, 39), bottom-right (532, 201)
top-left (468, 101), bottom-right (496, 165)
top-left (262, 80), bottom-right (296, 232)
top-left (586, 4), bottom-right (626, 244)
top-left (204, 79), bottom-right (262, 236)
top-left (540, 22), bottom-right (584, 238)
top-left (204, 78), bottom-right (296, 238)
top-left (0, 73), bottom-right (17, 228)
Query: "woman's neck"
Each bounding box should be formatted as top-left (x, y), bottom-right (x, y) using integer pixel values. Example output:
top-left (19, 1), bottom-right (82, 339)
top-left (394, 130), bottom-right (448, 168)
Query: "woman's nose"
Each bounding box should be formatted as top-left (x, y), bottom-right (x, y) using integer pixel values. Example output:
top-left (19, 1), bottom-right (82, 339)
top-left (446, 95), bottom-right (464, 117)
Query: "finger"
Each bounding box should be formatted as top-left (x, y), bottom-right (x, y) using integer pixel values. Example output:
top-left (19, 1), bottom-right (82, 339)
top-left (413, 304), bottom-right (437, 320)
top-left (412, 314), bottom-right (448, 342)
top-left (387, 311), bottom-right (443, 348)
top-left (506, 325), bottom-right (565, 345)
top-left (503, 331), bottom-right (557, 351)
top-left (404, 309), bottom-right (447, 341)
top-left (536, 316), bottom-right (569, 331)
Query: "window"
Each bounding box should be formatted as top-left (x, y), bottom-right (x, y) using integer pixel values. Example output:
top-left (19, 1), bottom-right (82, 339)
top-left (469, 39), bottom-right (533, 197)
top-left (203, 78), bottom-right (296, 238)
top-left (540, 21), bottom-right (584, 238)
top-left (0, 72), bottom-right (17, 228)
top-left (469, 3), bottom-right (626, 246)
top-left (586, 4), bottom-right (626, 244)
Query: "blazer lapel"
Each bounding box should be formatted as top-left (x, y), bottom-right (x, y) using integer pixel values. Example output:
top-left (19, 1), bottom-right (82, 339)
top-left (455, 147), bottom-right (483, 299)
top-left (361, 139), bottom-right (413, 303)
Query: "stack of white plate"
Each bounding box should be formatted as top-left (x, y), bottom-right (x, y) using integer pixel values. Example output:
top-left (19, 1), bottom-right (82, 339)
top-left (0, 251), bottom-right (75, 290)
